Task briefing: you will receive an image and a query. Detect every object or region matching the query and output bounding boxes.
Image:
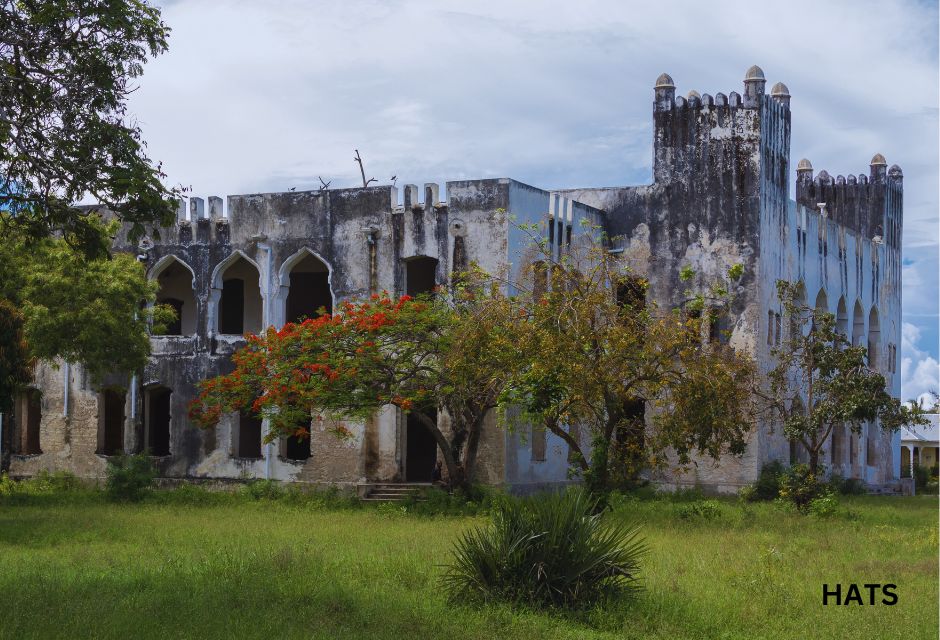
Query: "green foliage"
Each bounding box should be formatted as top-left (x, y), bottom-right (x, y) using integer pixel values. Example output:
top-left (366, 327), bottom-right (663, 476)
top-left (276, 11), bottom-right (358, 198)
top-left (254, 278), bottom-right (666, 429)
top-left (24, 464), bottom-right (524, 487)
top-left (0, 299), bottom-right (32, 412)
top-left (503, 228), bottom-right (755, 498)
top-left (442, 489), bottom-right (645, 609)
top-left (105, 453), bottom-right (157, 502)
top-left (768, 281), bottom-right (928, 474)
top-left (740, 460), bottom-right (786, 502)
top-left (808, 492), bottom-right (839, 518)
top-left (0, 470), bottom-right (81, 501)
top-left (403, 485), bottom-right (501, 517)
top-left (777, 464), bottom-right (824, 512)
top-left (828, 474), bottom-right (866, 496)
top-left (676, 499), bottom-right (722, 520)
top-left (241, 479), bottom-right (285, 501)
top-left (913, 465), bottom-right (931, 491)
top-left (1, 0), bottom-right (178, 257)
top-left (0, 219), bottom-right (164, 380)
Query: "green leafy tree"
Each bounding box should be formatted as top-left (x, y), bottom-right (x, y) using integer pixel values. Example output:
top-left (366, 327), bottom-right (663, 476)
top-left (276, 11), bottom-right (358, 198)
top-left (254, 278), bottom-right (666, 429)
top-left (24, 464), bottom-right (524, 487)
top-left (0, 217), bottom-right (173, 384)
top-left (0, 300), bottom-right (32, 413)
top-left (1, 0), bottom-right (177, 258)
top-left (189, 290), bottom-right (519, 490)
top-left (764, 281), bottom-right (927, 476)
top-left (501, 228), bottom-right (756, 497)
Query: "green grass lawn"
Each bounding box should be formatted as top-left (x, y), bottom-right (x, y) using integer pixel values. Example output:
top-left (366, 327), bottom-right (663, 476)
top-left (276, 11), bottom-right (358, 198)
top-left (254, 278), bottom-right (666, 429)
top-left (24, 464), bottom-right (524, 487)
top-left (0, 488), bottom-right (936, 640)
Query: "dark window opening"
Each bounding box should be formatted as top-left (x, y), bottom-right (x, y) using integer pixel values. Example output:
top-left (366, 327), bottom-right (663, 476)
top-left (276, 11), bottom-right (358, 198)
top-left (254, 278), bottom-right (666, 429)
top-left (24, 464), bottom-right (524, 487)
top-left (145, 387), bottom-right (171, 456)
top-left (405, 256), bottom-right (438, 297)
top-left (708, 311), bottom-right (729, 344)
top-left (531, 422), bottom-right (546, 462)
top-left (284, 420), bottom-right (311, 461)
top-left (159, 298), bottom-right (184, 336)
top-left (685, 308), bottom-right (702, 342)
top-left (98, 389), bottom-right (125, 456)
top-left (616, 276), bottom-right (647, 310)
top-left (565, 224), bottom-right (572, 247)
top-left (830, 426), bottom-right (842, 465)
top-left (236, 410), bottom-right (263, 459)
top-left (789, 439), bottom-right (799, 466)
top-left (217, 257), bottom-right (262, 335)
top-left (219, 278), bottom-right (245, 334)
top-left (614, 399), bottom-right (645, 470)
top-left (286, 253), bottom-right (332, 324)
top-left (16, 388), bottom-right (42, 454)
top-left (866, 432), bottom-right (877, 464)
top-left (548, 219), bottom-right (555, 245)
top-left (406, 411), bottom-right (438, 481)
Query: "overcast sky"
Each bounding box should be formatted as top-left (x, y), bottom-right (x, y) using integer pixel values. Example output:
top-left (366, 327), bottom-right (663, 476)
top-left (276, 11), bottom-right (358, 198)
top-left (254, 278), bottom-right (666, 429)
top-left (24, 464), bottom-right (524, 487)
top-left (134, 0), bottom-right (939, 404)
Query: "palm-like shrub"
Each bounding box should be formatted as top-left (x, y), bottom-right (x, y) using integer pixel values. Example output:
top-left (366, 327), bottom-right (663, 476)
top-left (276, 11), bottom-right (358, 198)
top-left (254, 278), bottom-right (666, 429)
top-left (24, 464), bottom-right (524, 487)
top-left (442, 489), bottom-right (645, 609)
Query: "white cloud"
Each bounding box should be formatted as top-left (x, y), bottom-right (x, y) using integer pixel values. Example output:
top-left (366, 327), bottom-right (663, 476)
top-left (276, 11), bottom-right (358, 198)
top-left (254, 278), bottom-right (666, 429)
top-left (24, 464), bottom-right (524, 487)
top-left (901, 322), bottom-right (939, 405)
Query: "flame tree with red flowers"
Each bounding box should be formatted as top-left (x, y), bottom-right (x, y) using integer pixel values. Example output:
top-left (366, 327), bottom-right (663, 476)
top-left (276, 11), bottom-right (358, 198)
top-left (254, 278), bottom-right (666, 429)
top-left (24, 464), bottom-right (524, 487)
top-left (188, 287), bottom-right (521, 491)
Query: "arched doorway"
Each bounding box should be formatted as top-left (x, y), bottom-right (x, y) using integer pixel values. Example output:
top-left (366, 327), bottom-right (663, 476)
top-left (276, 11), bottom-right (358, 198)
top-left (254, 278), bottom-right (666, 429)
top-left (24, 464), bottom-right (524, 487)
top-left (150, 256), bottom-right (197, 335)
top-left (405, 411), bottom-right (438, 482)
top-left (212, 253), bottom-right (263, 335)
top-left (284, 252), bottom-right (332, 324)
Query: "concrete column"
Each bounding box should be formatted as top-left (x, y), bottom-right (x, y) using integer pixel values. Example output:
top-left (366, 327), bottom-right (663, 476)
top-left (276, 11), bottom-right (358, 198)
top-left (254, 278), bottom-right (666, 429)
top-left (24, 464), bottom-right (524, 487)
top-left (909, 445), bottom-right (914, 478)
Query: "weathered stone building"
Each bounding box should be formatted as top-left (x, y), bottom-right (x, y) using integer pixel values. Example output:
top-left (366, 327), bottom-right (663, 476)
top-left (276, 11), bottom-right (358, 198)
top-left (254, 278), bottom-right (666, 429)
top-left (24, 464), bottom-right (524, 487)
top-left (1, 66), bottom-right (904, 493)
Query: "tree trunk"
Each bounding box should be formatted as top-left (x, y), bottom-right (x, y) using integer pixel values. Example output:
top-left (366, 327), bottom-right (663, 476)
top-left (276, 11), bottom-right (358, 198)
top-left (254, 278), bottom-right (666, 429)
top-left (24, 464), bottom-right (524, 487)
top-left (808, 448), bottom-right (820, 476)
top-left (412, 410), bottom-right (463, 489)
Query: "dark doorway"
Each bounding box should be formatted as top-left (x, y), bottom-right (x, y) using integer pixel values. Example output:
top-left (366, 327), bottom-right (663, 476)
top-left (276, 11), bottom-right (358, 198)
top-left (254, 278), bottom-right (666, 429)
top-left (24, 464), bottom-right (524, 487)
top-left (98, 389), bottom-right (125, 455)
top-left (237, 410), bottom-right (263, 459)
top-left (146, 387), bottom-right (171, 456)
top-left (286, 272), bottom-right (332, 322)
top-left (284, 419), bottom-right (311, 461)
top-left (219, 278), bottom-right (245, 334)
top-left (614, 399), bottom-right (645, 476)
top-left (406, 411), bottom-right (437, 481)
top-left (405, 257), bottom-right (438, 297)
top-left (17, 388), bottom-right (42, 454)
top-left (160, 298), bottom-right (184, 336)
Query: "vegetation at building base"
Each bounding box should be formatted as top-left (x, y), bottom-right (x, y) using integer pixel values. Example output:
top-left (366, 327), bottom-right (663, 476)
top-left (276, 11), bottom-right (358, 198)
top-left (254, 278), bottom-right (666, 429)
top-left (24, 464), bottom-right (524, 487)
top-left (104, 453), bottom-right (158, 502)
top-left (442, 489), bottom-right (645, 609)
top-left (0, 480), bottom-right (935, 640)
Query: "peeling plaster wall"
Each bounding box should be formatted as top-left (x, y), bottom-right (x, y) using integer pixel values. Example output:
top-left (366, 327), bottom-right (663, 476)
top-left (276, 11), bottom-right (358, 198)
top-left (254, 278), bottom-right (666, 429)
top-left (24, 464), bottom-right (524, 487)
top-left (6, 69), bottom-right (903, 494)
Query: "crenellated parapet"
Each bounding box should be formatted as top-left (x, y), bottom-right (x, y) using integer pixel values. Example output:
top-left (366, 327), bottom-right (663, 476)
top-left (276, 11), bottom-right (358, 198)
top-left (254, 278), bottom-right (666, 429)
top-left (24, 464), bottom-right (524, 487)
top-left (652, 65), bottom-right (791, 200)
top-left (795, 154), bottom-right (903, 248)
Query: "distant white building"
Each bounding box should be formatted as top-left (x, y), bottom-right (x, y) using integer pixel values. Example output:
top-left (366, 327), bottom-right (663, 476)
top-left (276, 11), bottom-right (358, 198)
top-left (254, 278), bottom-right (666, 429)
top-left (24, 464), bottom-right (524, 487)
top-left (897, 414), bottom-right (939, 477)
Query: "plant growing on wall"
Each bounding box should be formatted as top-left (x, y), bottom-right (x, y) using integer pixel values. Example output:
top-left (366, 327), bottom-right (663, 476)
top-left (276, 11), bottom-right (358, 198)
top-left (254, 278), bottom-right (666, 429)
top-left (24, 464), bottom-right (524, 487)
top-left (762, 280), bottom-right (927, 477)
top-left (188, 287), bottom-right (521, 491)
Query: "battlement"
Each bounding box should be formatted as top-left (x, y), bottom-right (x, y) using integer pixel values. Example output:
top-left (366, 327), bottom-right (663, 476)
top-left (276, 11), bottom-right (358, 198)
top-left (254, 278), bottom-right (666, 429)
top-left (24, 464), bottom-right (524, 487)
top-left (795, 155), bottom-right (903, 247)
top-left (653, 65), bottom-right (789, 113)
top-left (652, 65), bottom-right (791, 188)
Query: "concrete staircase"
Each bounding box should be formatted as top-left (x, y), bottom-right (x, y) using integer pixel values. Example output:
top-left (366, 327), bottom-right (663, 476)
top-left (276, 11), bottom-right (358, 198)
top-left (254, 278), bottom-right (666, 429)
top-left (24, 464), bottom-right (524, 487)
top-left (360, 482), bottom-right (433, 502)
